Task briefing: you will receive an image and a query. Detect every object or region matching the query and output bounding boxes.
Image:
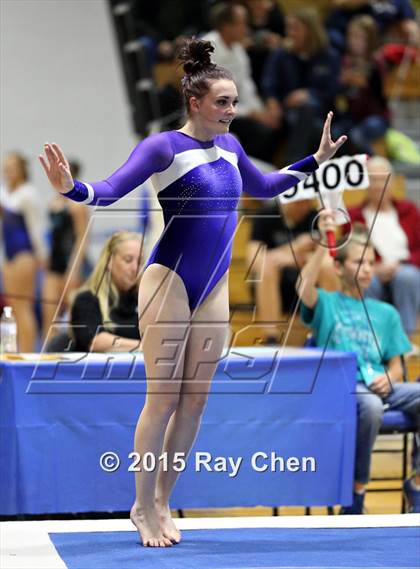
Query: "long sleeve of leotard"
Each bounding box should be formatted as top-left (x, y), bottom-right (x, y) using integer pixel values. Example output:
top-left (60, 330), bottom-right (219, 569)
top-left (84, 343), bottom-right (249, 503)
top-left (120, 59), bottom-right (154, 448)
top-left (231, 136), bottom-right (319, 198)
top-left (64, 131), bottom-right (319, 205)
top-left (63, 134), bottom-right (174, 207)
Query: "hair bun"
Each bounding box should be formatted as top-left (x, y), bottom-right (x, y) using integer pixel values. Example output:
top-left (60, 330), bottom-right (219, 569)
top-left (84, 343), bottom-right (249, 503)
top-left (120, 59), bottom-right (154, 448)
top-left (178, 38), bottom-right (215, 75)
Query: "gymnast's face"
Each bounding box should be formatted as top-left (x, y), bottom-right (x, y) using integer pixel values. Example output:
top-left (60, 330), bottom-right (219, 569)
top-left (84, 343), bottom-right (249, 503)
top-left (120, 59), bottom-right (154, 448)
top-left (190, 79), bottom-right (239, 136)
top-left (335, 243), bottom-right (375, 291)
top-left (108, 239), bottom-right (142, 292)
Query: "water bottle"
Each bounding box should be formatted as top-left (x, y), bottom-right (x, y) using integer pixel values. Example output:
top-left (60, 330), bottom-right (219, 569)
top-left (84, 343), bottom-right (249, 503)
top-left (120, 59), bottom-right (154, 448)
top-left (0, 306), bottom-right (18, 353)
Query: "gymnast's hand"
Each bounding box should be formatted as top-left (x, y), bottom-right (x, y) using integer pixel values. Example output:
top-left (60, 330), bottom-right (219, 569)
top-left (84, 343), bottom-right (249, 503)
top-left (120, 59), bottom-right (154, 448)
top-left (313, 111), bottom-right (347, 165)
top-left (38, 143), bottom-right (74, 193)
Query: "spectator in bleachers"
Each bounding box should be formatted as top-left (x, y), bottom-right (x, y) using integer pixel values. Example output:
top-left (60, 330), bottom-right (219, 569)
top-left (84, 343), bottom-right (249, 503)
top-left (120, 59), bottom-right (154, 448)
top-left (332, 15), bottom-right (390, 156)
top-left (1, 152), bottom-right (46, 352)
top-left (70, 231), bottom-right (143, 353)
top-left (262, 8), bottom-right (341, 164)
top-left (42, 160), bottom-right (90, 341)
top-left (243, 0), bottom-right (285, 92)
top-left (347, 156), bottom-right (420, 349)
top-left (131, 1), bottom-right (210, 64)
top-left (326, 0), bottom-right (419, 53)
top-left (247, 199), bottom-right (338, 344)
top-left (203, 1), bottom-right (282, 162)
top-left (297, 208), bottom-right (420, 514)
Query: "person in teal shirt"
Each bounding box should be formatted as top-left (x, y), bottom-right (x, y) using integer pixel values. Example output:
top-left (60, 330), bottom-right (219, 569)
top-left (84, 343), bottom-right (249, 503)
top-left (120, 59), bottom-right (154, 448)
top-left (297, 209), bottom-right (420, 514)
top-left (301, 288), bottom-right (411, 385)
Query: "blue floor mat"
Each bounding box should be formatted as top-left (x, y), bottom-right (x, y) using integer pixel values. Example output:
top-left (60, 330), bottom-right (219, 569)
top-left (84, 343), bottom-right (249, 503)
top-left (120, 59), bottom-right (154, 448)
top-left (49, 527), bottom-right (420, 568)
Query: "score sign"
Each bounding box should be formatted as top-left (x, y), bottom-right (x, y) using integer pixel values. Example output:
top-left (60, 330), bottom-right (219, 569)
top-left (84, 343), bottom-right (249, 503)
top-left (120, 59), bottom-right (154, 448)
top-left (279, 154), bottom-right (369, 203)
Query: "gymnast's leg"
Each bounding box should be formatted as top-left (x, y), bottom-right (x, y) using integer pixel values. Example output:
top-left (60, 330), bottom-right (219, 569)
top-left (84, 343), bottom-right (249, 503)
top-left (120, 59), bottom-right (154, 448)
top-left (155, 273), bottom-right (229, 543)
top-left (131, 264), bottom-right (190, 547)
top-left (3, 252), bottom-right (38, 352)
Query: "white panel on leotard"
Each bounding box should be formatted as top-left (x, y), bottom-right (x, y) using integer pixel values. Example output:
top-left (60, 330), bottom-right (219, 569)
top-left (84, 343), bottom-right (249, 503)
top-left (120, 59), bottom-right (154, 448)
top-left (79, 181), bottom-right (95, 205)
top-left (217, 147), bottom-right (239, 168)
top-left (278, 166), bottom-right (308, 182)
top-left (150, 146), bottom-right (239, 194)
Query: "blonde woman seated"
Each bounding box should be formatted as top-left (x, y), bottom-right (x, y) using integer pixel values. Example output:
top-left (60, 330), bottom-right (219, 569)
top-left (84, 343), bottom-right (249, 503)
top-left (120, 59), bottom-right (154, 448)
top-left (70, 231), bottom-right (143, 352)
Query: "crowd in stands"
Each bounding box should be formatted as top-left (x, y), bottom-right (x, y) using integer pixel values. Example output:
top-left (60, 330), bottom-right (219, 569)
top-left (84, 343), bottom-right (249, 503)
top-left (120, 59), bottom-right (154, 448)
top-left (326, 0), bottom-right (419, 51)
top-left (347, 156), bottom-right (420, 341)
top-left (1, 0), bottom-right (419, 514)
top-left (332, 14), bottom-right (390, 156)
top-left (203, 2), bottom-right (282, 161)
top-left (135, 0), bottom-right (419, 164)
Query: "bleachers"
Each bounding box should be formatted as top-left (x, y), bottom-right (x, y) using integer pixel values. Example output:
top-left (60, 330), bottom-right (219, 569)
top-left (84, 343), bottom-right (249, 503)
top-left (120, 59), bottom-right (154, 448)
top-left (384, 60), bottom-right (420, 100)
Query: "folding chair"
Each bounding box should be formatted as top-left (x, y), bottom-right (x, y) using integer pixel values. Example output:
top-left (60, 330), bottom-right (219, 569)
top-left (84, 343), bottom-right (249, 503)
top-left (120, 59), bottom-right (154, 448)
top-left (303, 335), bottom-right (417, 514)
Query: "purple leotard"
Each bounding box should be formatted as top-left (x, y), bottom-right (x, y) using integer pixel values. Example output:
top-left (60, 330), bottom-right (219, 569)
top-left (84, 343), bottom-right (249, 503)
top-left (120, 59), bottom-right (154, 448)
top-left (64, 131), bottom-right (318, 309)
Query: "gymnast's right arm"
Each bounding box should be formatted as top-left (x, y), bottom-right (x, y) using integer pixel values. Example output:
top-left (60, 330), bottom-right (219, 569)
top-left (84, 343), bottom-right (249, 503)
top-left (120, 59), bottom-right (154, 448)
top-left (38, 134), bottom-right (173, 206)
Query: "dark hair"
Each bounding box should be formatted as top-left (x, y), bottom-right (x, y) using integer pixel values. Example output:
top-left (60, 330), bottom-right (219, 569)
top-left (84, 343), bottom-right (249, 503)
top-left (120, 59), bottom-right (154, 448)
top-left (210, 1), bottom-right (245, 30)
top-left (335, 223), bottom-right (372, 264)
top-left (177, 38), bottom-right (233, 112)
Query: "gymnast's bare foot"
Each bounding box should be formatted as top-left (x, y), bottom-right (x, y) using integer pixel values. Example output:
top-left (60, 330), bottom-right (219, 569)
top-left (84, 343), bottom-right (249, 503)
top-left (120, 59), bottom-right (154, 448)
top-left (130, 503), bottom-right (173, 547)
top-left (155, 499), bottom-right (181, 543)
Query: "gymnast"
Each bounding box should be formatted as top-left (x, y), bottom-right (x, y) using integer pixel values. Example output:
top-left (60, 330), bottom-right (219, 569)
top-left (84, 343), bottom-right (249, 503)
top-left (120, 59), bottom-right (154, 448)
top-left (1, 152), bottom-right (47, 352)
top-left (38, 38), bottom-right (346, 547)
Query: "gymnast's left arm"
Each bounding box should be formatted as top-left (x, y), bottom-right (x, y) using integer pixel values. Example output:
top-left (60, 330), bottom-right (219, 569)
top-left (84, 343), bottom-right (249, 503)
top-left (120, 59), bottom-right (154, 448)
top-left (238, 111), bottom-right (347, 198)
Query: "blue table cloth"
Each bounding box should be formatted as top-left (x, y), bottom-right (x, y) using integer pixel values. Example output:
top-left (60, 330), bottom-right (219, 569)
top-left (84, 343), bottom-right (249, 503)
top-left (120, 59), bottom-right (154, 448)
top-left (0, 347), bottom-right (357, 515)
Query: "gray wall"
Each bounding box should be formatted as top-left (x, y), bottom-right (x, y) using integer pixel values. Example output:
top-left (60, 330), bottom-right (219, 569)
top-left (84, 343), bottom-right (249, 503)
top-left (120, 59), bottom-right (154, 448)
top-left (1, 0), bottom-right (160, 261)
